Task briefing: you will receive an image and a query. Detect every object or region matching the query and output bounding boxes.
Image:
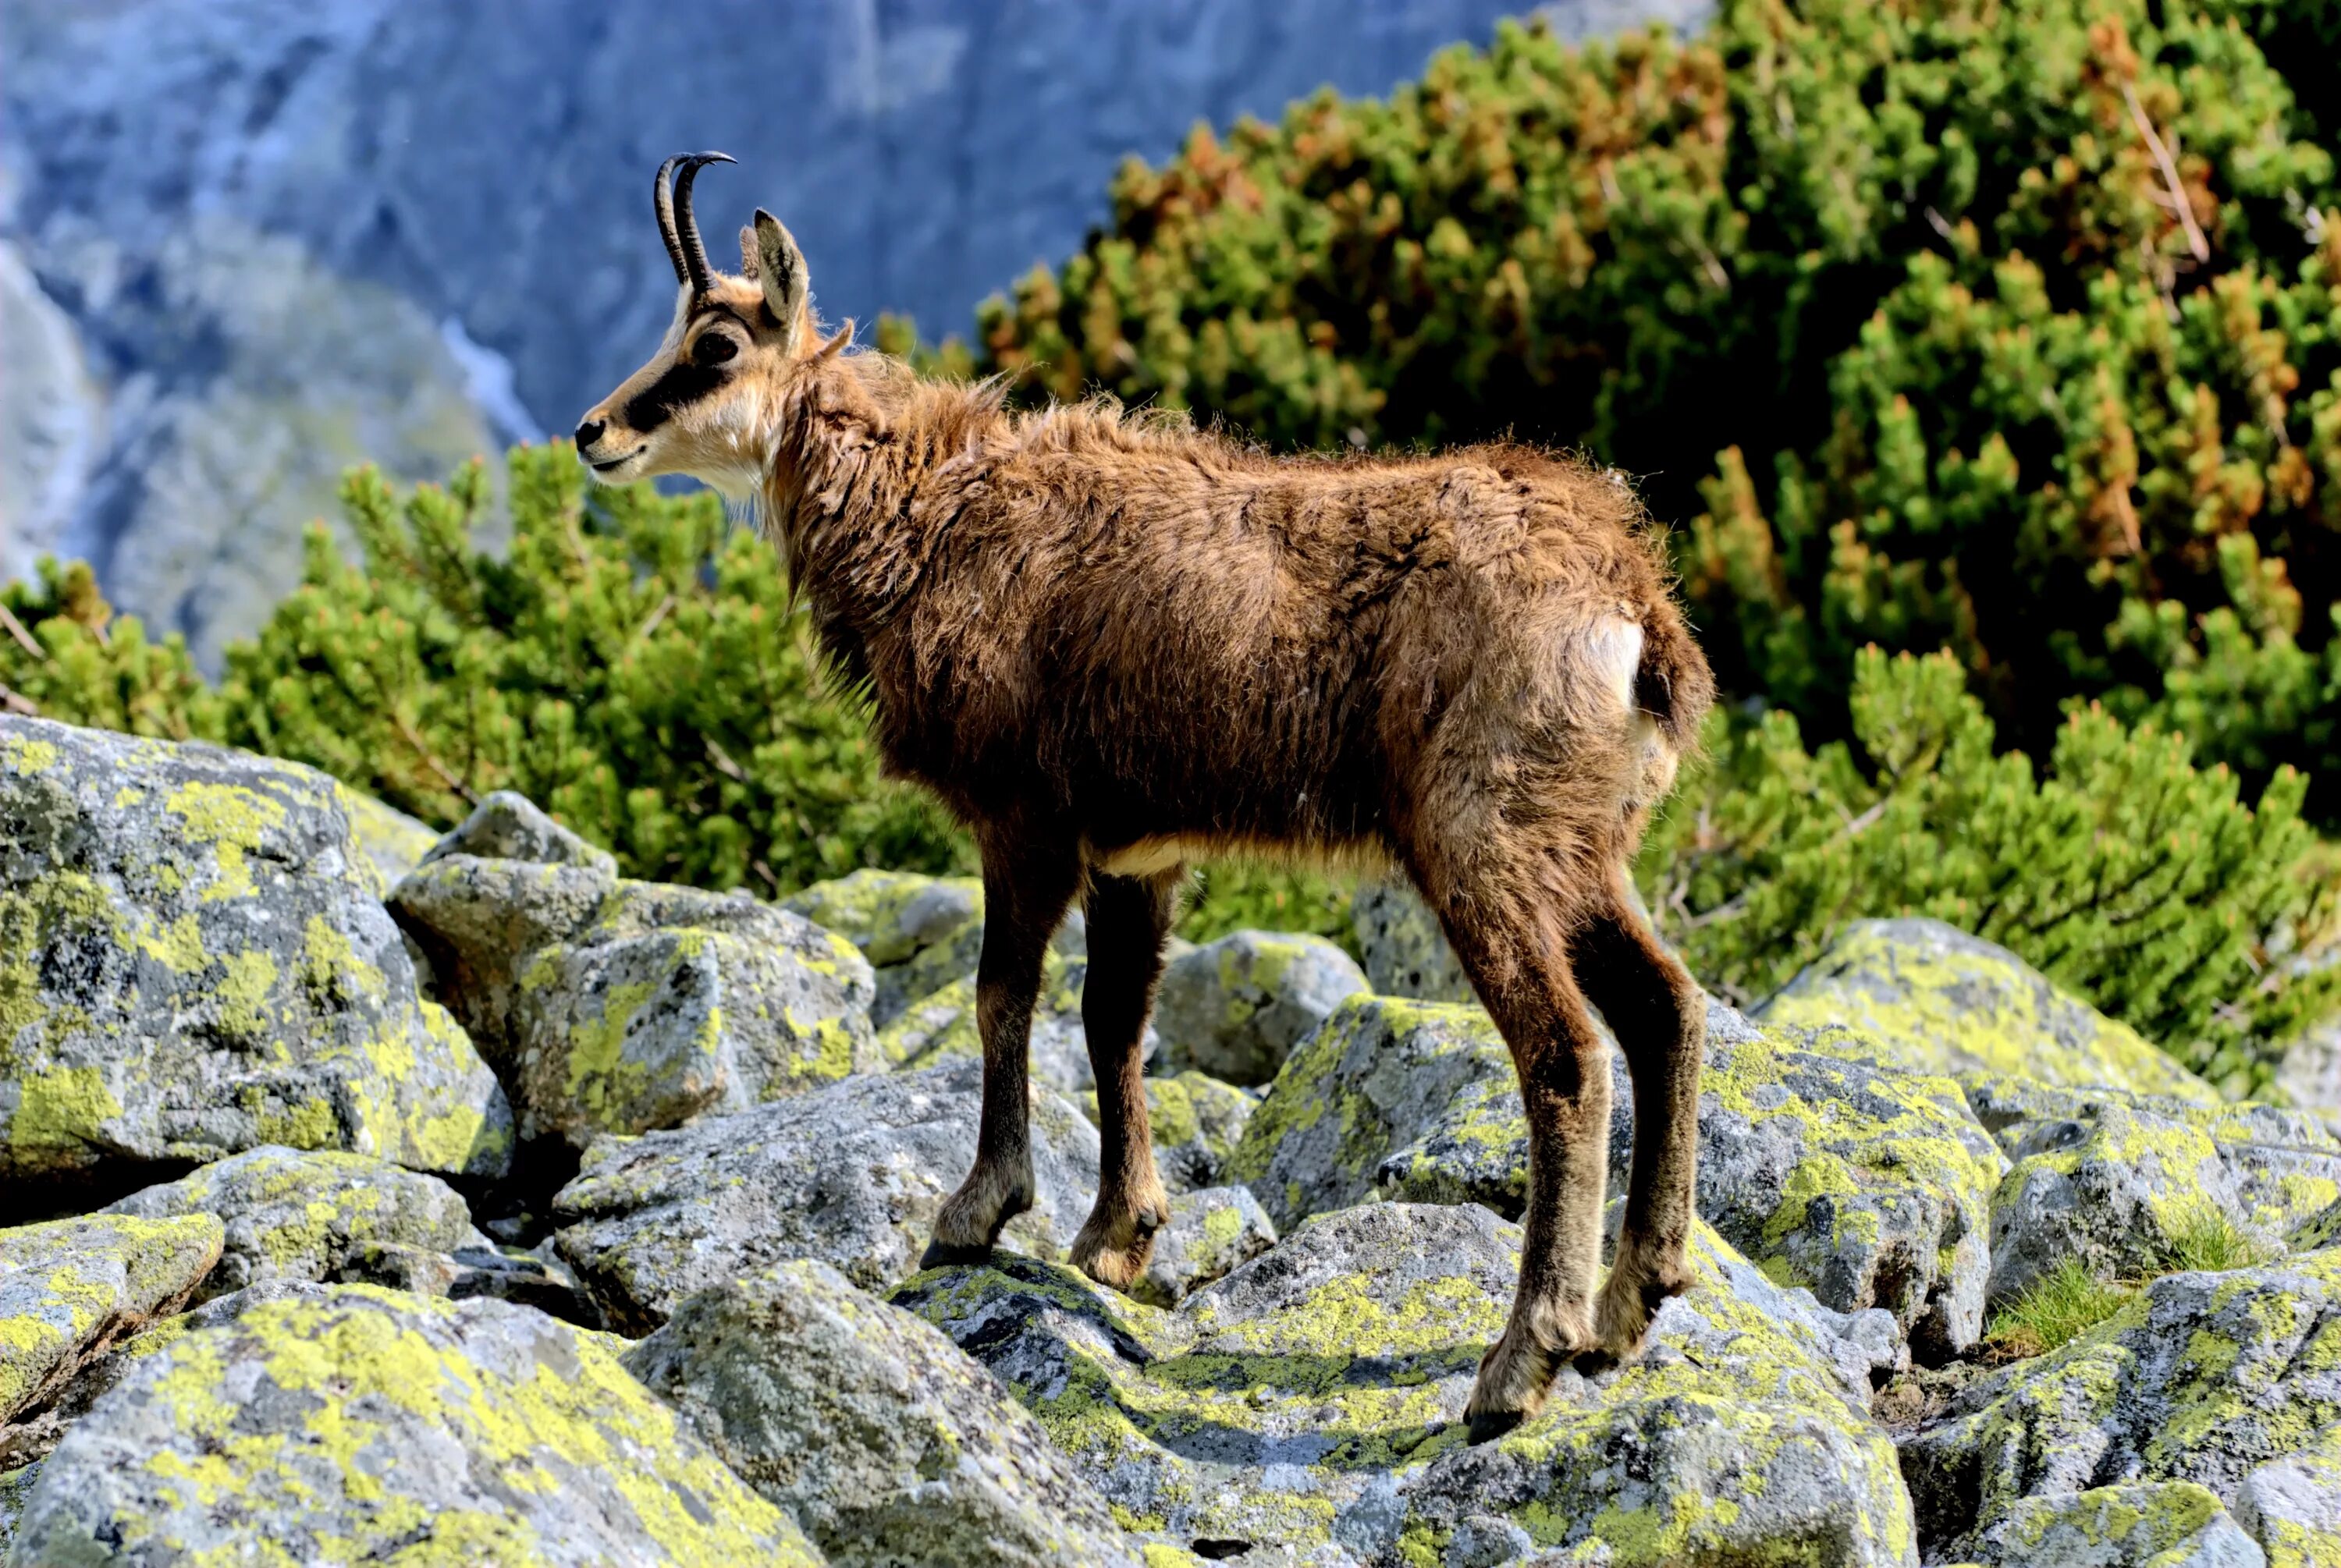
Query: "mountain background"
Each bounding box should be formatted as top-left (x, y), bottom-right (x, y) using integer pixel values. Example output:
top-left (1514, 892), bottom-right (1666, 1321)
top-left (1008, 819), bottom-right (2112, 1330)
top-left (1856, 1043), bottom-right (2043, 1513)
top-left (0, 0), bottom-right (1702, 669)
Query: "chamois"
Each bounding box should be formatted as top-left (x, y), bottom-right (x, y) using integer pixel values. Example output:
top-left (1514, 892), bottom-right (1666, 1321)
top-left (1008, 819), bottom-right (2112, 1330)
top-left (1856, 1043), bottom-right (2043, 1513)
top-left (577, 154), bottom-right (1716, 1436)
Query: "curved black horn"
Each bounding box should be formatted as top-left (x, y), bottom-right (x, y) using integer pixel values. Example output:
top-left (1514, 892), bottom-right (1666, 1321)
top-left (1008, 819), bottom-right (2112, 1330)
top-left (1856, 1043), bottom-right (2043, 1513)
top-left (670, 151), bottom-right (734, 296)
top-left (652, 154), bottom-right (692, 287)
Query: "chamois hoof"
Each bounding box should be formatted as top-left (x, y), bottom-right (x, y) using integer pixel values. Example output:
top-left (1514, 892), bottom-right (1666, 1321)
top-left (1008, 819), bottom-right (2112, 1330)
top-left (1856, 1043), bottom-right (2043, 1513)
top-left (1464, 1407), bottom-right (1525, 1445)
top-left (1594, 1239), bottom-right (1693, 1359)
top-left (917, 1238), bottom-right (997, 1271)
top-left (1069, 1190), bottom-right (1171, 1292)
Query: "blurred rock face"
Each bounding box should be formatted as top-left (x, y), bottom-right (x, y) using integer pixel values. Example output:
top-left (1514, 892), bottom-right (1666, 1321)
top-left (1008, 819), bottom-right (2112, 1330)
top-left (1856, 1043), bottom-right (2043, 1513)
top-left (0, 0), bottom-right (1707, 665)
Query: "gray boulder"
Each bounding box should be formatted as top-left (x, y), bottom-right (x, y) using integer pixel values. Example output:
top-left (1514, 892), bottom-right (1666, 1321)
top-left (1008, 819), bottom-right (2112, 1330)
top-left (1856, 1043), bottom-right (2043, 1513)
top-left (1350, 881), bottom-right (1475, 1003)
top-left (1965, 1482), bottom-right (2266, 1568)
top-left (390, 793), bottom-right (879, 1147)
top-left (1759, 918), bottom-right (2221, 1104)
top-left (1233, 992), bottom-right (2003, 1356)
top-left (893, 1202), bottom-right (1917, 1565)
top-left (101, 1144), bottom-right (480, 1305)
top-left (0, 1211), bottom-right (221, 1431)
top-left (2231, 1423), bottom-right (2341, 1566)
top-left (336, 789), bottom-right (443, 893)
top-left (1987, 1104), bottom-right (2275, 1311)
top-left (1128, 1185), bottom-right (1278, 1307)
top-left (623, 1258), bottom-right (1138, 1568)
top-left (783, 867), bottom-right (987, 1026)
top-left (8, 1284), bottom-right (822, 1565)
top-left (0, 718), bottom-right (511, 1191)
top-left (1902, 1246), bottom-right (2341, 1559)
top-left (553, 1058), bottom-right (1103, 1332)
top-left (1153, 929), bottom-right (1369, 1086)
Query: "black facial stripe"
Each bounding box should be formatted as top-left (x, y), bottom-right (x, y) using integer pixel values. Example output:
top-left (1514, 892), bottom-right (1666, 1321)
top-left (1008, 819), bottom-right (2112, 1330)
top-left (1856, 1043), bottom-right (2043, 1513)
top-left (624, 360), bottom-right (731, 433)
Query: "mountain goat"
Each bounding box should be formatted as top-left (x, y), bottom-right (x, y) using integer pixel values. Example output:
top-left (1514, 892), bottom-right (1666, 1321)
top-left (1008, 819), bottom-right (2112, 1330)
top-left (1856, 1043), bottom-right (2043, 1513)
top-left (576, 154), bottom-right (1715, 1437)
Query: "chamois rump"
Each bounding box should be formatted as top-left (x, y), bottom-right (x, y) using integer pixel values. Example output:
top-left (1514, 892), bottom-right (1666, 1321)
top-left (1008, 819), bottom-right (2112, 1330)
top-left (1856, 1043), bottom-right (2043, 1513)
top-left (576, 154), bottom-right (1715, 1436)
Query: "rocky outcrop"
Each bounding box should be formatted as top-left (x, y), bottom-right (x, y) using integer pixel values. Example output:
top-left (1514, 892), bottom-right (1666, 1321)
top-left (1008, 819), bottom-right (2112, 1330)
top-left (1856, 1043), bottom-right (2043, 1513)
top-left (0, 1211), bottom-right (220, 1432)
top-left (552, 1059), bottom-right (1103, 1332)
top-left (1758, 918), bottom-right (2222, 1105)
top-left (1963, 1481), bottom-right (2267, 1568)
top-left (1153, 929), bottom-right (1369, 1085)
top-left (100, 1144), bottom-right (481, 1304)
top-left (1349, 882), bottom-right (1475, 1004)
top-left (1902, 1247), bottom-right (2341, 1562)
top-left (0, 718), bottom-right (511, 1195)
top-left (389, 792), bottom-right (879, 1147)
top-left (623, 1258), bottom-right (1137, 1568)
top-left (894, 1202), bottom-right (1918, 1565)
top-left (2277, 1015), bottom-right (2341, 1113)
top-left (1234, 992), bottom-right (2003, 1356)
top-left (7, 1284), bottom-right (824, 1564)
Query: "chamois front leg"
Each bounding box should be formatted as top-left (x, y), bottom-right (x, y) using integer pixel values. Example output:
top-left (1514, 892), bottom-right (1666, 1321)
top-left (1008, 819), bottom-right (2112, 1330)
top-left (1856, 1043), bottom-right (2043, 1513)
top-left (1069, 868), bottom-right (1181, 1290)
top-left (922, 842), bottom-right (1082, 1269)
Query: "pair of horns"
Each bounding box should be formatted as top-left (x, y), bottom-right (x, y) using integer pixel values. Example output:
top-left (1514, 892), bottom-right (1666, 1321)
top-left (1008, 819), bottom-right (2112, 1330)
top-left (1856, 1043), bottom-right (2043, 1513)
top-left (655, 151), bottom-right (734, 296)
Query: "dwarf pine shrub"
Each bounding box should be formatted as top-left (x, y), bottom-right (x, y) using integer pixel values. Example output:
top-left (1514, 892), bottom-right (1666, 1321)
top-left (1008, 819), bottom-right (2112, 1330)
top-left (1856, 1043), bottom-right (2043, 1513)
top-left (1638, 646), bottom-right (2341, 1092)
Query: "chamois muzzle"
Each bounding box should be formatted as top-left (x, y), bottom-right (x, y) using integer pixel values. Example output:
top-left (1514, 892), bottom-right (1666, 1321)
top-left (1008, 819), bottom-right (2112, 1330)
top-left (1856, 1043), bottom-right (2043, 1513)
top-left (654, 151), bottom-right (735, 296)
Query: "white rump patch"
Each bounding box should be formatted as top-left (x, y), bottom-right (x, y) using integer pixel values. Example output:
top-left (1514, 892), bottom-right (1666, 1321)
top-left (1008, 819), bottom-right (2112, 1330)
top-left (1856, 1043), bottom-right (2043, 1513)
top-left (1585, 615), bottom-right (1643, 713)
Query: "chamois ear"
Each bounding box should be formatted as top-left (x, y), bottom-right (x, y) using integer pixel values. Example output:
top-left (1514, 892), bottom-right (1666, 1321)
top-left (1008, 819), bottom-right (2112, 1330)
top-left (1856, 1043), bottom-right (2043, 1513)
top-left (751, 208), bottom-right (811, 351)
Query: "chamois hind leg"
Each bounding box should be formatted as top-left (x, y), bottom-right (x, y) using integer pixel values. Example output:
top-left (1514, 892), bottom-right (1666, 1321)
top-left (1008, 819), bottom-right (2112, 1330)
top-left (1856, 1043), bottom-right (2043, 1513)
top-left (1068, 867), bottom-right (1181, 1290)
top-left (922, 838), bottom-right (1082, 1269)
top-left (1573, 867), bottom-right (1705, 1360)
top-left (1416, 848), bottom-right (1615, 1442)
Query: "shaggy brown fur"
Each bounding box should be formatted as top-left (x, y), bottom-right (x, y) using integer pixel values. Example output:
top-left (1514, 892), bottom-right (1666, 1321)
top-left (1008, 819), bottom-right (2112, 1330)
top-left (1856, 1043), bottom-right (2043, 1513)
top-left (577, 165), bottom-right (1716, 1437)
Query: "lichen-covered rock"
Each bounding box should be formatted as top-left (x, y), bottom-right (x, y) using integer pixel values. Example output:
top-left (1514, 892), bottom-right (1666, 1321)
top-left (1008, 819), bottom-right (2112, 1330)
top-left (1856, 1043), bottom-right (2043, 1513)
top-left (879, 947), bottom-right (1147, 1094)
top-left (392, 803), bottom-right (879, 1147)
top-left (893, 1202), bottom-right (1916, 1565)
top-left (100, 1144), bottom-right (478, 1305)
top-left (554, 1059), bottom-right (1103, 1333)
top-left (1128, 1185), bottom-right (1278, 1307)
top-left (1987, 1105), bottom-right (2275, 1310)
top-left (1902, 1247), bottom-right (2341, 1556)
top-left (1153, 930), bottom-right (1369, 1087)
top-left (623, 1258), bottom-right (1137, 1568)
top-left (1349, 881), bottom-right (1473, 1003)
top-left (1237, 993), bottom-right (2002, 1355)
top-left (1081, 1070), bottom-right (1254, 1194)
top-left (417, 789), bottom-right (617, 873)
top-left (1964, 1481), bottom-right (2265, 1568)
top-left (0, 1212), bottom-right (221, 1432)
top-left (783, 867), bottom-right (987, 1025)
top-left (1966, 1079), bottom-right (2341, 1246)
top-left (2233, 1422), bottom-right (2341, 1568)
top-left (335, 787), bottom-right (443, 893)
top-left (0, 717), bottom-right (512, 1189)
top-left (8, 1284), bottom-right (822, 1565)
top-left (1758, 918), bottom-right (2219, 1105)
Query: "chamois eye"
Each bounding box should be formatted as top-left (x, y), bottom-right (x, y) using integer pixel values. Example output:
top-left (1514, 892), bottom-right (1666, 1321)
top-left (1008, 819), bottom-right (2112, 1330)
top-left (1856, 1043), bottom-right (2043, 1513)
top-left (694, 333), bottom-right (737, 366)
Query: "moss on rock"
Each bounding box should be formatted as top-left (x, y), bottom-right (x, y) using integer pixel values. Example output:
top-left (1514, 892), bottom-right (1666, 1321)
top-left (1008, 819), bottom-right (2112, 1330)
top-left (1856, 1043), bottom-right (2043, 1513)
top-left (1080, 1071), bottom-right (1255, 1194)
top-left (101, 1145), bottom-right (479, 1305)
top-left (893, 1202), bottom-right (1916, 1565)
top-left (1758, 920), bottom-right (2218, 1105)
top-left (0, 1212), bottom-right (221, 1428)
top-left (1903, 1247), bottom-right (2341, 1557)
top-left (1153, 931), bottom-right (1366, 1087)
top-left (1, 717), bottom-right (511, 1190)
top-left (7, 1284), bottom-right (822, 1564)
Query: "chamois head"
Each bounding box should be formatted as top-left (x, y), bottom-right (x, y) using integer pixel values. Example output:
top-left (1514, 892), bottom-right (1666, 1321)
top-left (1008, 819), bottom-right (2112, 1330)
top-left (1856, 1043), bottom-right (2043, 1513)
top-left (575, 154), bottom-right (846, 495)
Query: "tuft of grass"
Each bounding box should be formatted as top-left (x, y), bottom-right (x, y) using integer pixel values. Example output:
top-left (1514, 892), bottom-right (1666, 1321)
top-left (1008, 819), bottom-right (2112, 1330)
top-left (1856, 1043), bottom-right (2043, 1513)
top-left (2157, 1205), bottom-right (2279, 1275)
top-left (1983, 1261), bottom-right (2136, 1360)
